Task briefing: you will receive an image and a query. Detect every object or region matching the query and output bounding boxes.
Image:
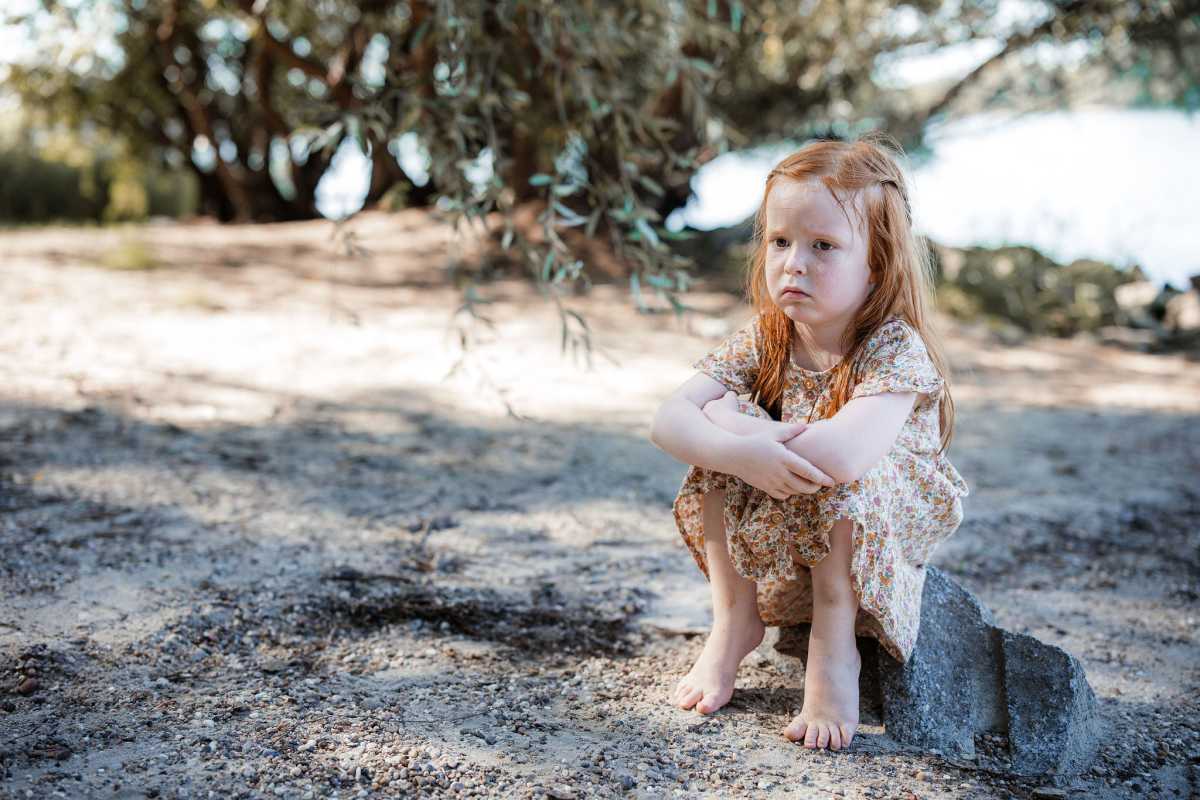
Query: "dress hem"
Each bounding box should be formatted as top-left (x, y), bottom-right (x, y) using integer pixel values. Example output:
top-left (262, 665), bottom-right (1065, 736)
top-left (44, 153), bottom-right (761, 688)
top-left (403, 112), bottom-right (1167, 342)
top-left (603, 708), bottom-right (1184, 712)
top-left (673, 468), bottom-right (916, 665)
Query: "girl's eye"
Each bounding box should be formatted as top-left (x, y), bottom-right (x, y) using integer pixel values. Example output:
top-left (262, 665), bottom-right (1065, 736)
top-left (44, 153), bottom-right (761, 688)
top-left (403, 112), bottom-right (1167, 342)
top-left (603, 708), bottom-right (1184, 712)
top-left (772, 238), bottom-right (834, 251)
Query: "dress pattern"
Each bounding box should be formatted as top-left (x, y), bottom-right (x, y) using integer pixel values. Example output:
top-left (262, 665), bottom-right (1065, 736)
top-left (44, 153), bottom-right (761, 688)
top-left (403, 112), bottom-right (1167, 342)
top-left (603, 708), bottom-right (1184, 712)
top-left (672, 314), bottom-right (970, 663)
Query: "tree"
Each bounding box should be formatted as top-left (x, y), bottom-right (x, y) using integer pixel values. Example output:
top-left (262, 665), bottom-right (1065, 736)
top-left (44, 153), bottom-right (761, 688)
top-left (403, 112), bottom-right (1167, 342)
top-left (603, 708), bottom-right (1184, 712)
top-left (5, 0), bottom-right (435, 221)
top-left (5, 0), bottom-right (1196, 343)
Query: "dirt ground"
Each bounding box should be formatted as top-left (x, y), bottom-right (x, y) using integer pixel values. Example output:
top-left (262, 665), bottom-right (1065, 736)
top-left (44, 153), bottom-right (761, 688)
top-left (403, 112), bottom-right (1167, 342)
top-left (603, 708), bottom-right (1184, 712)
top-left (1, 211), bottom-right (1198, 800)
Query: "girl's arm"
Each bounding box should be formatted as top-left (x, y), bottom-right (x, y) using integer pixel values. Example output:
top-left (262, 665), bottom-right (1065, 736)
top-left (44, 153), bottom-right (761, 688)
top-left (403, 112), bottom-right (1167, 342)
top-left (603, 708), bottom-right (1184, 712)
top-left (704, 391), bottom-right (922, 484)
top-left (652, 373), bottom-right (842, 500)
top-left (649, 376), bottom-right (762, 476)
top-left (650, 374), bottom-right (828, 497)
top-left (701, 393), bottom-right (794, 437)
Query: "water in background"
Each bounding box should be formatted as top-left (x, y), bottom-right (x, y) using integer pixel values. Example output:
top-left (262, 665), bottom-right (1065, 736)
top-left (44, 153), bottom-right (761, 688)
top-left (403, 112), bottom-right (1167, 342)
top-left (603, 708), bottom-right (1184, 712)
top-left (668, 108), bottom-right (1200, 291)
top-left (316, 108), bottom-right (1199, 291)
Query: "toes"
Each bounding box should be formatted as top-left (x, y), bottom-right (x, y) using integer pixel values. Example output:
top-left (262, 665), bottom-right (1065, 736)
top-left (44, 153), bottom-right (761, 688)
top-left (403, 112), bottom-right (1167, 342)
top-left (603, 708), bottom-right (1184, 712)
top-left (676, 685), bottom-right (702, 709)
top-left (816, 723), bottom-right (830, 749)
top-left (839, 723), bottom-right (855, 749)
top-left (803, 721), bottom-right (819, 749)
top-left (783, 718), bottom-right (807, 743)
top-left (696, 690), bottom-right (724, 714)
top-left (829, 725), bottom-right (842, 751)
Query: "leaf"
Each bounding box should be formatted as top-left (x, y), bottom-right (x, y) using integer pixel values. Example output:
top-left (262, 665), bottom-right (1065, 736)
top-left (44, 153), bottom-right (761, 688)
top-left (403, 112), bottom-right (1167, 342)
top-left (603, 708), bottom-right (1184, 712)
top-left (552, 201), bottom-right (587, 226)
top-left (634, 218), bottom-right (661, 248)
top-left (314, 120), bottom-right (343, 153)
top-left (585, 208), bottom-right (603, 238)
top-left (661, 228), bottom-right (696, 241)
top-left (630, 271), bottom-right (648, 312)
top-left (637, 175), bottom-right (665, 196)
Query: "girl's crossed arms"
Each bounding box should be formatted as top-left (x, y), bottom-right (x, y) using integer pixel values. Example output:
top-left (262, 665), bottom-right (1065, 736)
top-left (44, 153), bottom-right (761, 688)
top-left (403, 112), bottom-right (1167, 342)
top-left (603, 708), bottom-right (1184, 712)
top-left (651, 373), bottom-right (920, 498)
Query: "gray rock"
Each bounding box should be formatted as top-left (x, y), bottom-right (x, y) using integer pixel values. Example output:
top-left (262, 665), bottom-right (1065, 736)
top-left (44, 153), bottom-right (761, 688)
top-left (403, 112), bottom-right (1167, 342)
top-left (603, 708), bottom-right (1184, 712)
top-left (876, 568), bottom-right (1005, 759)
top-left (757, 566), bottom-right (1102, 778)
top-left (1002, 630), bottom-right (1101, 777)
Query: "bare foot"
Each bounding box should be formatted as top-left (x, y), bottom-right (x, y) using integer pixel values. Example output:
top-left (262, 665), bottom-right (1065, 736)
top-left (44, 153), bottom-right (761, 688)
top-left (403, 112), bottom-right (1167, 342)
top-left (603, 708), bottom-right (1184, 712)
top-left (671, 611), bottom-right (765, 714)
top-left (782, 630), bottom-right (861, 750)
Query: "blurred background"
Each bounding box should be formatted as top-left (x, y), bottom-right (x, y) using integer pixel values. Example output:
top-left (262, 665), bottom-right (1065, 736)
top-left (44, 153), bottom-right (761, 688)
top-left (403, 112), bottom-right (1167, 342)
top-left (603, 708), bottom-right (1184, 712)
top-left (2, 3), bottom-right (1199, 799)
top-left (1, 0), bottom-right (1198, 345)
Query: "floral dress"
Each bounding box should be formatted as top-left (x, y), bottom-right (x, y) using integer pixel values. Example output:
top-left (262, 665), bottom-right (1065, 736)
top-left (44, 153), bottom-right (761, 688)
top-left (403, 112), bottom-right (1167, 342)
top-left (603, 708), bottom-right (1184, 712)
top-left (672, 314), bottom-right (970, 664)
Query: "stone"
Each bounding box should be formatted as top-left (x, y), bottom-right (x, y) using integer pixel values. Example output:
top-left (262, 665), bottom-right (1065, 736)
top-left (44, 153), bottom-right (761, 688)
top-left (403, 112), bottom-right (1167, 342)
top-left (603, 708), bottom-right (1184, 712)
top-left (1164, 290), bottom-right (1200, 332)
top-left (1113, 280), bottom-right (1161, 329)
top-left (757, 566), bottom-right (1103, 778)
top-left (1002, 631), bottom-right (1102, 777)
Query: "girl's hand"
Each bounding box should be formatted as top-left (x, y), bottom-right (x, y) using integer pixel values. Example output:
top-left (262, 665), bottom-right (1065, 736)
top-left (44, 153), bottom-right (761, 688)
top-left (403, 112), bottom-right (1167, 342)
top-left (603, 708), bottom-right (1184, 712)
top-left (701, 391), bottom-right (740, 422)
top-left (731, 425), bottom-right (838, 500)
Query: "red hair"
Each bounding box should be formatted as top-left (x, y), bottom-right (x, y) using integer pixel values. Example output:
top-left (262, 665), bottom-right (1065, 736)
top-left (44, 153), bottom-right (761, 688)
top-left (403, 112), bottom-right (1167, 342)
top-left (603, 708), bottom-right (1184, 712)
top-left (744, 131), bottom-right (957, 454)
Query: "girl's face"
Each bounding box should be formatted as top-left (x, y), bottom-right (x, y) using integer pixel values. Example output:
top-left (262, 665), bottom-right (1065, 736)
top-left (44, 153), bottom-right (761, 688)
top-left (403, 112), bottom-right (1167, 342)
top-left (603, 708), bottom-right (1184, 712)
top-left (763, 176), bottom-right (874, 332)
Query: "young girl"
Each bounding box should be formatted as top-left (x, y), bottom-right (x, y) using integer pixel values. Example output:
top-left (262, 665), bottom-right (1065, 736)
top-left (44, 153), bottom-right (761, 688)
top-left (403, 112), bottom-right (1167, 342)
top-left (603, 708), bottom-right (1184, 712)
top-left (649, 133), bottom-right (969, 752)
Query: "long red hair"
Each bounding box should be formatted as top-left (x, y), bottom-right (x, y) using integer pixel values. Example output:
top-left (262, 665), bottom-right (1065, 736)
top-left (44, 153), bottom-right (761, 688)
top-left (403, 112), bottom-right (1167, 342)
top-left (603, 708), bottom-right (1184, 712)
top-left (744, 131), bottom-right (957, 454)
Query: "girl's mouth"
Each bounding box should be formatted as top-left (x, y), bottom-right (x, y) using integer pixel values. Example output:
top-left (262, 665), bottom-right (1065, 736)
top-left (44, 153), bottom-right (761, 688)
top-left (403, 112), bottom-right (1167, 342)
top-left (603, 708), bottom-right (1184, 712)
top-left (783, 288), bottom-right (810, 298)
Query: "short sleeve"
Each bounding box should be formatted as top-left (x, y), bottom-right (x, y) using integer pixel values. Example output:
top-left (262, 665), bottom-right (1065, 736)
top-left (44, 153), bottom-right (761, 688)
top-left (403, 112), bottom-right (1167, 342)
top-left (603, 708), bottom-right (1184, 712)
top-left (850, 320), bottom-right (944, 410)
top-left (691, 317), bottom-right (760, 396)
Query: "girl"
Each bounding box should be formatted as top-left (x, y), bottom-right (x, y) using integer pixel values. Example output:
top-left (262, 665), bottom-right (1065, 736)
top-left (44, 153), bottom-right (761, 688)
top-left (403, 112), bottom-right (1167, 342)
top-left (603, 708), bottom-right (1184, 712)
top-left (649, 132), bottom-right (969, 752)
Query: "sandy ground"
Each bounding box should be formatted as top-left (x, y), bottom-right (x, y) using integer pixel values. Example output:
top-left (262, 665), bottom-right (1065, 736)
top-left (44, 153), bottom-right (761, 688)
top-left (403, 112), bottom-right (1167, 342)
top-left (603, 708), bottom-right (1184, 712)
top-left (1, 212), bottom-right (1198, 799)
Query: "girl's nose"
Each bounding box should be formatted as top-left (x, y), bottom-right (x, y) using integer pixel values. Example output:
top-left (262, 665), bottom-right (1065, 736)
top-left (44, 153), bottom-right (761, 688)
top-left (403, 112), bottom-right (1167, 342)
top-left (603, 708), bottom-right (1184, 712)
top-left (785, 252), bottom-right (807, 274)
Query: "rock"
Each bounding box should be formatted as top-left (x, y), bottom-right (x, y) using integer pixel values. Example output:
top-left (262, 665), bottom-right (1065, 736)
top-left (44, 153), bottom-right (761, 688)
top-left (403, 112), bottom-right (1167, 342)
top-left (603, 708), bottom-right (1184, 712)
top-left (1094, 325), bottom-right (1159, 351)
top-left (1003, 631), bottom-right (1101, 777)
top-left (1114, 280), bottom-right (1161, 329)
top-left (876, 568), bottom-right (1005, 760)
top-left (929, 242), bottom-right (1142, 337)
top-left (1114, 279), bottom-right (1159, 310)
top-left (1164, 290), bottom-right (1200, 332)
top-left (757, 566), bottom-right (1103, 778)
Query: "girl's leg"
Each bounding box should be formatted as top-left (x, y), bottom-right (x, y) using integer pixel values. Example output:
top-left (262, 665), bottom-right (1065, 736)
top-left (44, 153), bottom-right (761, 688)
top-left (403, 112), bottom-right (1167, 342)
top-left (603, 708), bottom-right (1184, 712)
top-left (671, 489), bottom-right (766, 714)
top-left (782, 517), bottom-right (861, 750)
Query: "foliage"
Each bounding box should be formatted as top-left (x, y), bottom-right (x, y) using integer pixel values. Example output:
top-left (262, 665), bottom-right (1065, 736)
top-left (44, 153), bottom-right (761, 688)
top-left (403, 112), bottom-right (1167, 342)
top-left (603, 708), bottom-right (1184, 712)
top-left (0, 124), bottom-right (197, 225)
top-left (3, 0), bottom-right (1197, 354)
top-left (932, 242), bottom-right (1143, 337)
